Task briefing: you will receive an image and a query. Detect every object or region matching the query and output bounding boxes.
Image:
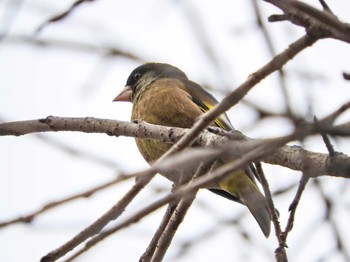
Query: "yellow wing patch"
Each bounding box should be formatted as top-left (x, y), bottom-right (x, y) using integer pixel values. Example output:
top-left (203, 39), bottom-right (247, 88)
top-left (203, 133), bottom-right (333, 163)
top-left (199, 105), bottom-right (231, 130)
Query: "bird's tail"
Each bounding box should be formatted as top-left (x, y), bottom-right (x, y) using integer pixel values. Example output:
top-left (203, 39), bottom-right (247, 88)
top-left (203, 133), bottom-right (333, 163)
top-left (219, 171), bottom-right (271, 238)
top-left (239, 184), bottom-right (271, 238)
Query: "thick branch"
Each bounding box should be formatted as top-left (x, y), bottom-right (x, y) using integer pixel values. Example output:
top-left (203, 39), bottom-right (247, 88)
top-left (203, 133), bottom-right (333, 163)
top-left (1, 116), bottom-right (350, 179)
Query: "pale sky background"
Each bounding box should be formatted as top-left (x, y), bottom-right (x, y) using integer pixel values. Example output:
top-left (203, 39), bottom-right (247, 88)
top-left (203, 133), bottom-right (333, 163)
top-left (1, 0), bottom-right (350, 261)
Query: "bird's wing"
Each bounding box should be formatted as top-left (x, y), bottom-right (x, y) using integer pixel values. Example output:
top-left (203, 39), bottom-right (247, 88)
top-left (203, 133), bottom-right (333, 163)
top-left (181, 79), bottom-right (234, 131)
top-left (181, 78), bottom-right (259, 184)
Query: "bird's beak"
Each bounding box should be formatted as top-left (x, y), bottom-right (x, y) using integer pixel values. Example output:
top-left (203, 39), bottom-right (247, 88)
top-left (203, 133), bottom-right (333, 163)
top-left (113, 85), bottom-right (132, 102)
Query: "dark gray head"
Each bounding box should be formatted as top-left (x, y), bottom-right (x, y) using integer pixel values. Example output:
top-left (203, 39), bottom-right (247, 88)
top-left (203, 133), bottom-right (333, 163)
top-left (113, 63), bottom-right (188, 103)
top-left (126, 63), bottom-right (188, 90)
top-left (129, 63), bottom-right (189, 103)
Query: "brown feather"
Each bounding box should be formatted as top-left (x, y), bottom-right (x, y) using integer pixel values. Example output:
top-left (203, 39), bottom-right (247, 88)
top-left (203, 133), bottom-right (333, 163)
top-left (132, 78), bottom-right (202, 163)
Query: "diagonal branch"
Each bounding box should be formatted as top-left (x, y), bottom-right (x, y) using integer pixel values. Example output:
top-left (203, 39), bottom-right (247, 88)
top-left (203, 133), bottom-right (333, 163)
top-left (141, 162), bottom-right (210, 261)
top-left (40, 167), bottom-right (159, 262)
top-left (172, 34), bottom-right (317, 163)
top-left (61, 127), bottom-right (300, 261)
top-left (0, 174), bottom-right (131, 228)
top-left (35, 0), bottom-right (97, 34)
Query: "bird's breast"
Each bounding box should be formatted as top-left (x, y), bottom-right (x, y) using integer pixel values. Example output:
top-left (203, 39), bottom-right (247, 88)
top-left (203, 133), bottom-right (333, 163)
top-left (131, 78), bottom-right (203, 173)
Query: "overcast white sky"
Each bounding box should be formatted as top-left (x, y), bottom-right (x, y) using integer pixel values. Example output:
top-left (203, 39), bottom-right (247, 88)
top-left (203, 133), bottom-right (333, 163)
top-left (1, 0), bottom-right (350, 261)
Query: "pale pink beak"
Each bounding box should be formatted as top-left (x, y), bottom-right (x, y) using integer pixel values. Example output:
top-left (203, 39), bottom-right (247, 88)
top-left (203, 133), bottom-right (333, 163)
top-left (113, 85), bottom-right (132, 102)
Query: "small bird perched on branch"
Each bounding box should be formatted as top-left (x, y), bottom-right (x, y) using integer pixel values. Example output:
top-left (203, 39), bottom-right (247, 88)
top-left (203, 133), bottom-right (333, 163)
top-left (113, 62), bottom-right (271, 237)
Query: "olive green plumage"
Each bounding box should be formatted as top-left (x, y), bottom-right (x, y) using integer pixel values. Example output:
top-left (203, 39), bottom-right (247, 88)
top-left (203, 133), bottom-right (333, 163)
top-left (113, 63), bottom-right (271, 237)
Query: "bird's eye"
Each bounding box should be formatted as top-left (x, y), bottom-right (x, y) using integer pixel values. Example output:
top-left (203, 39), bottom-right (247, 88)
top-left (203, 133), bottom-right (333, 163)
top-left (133, 73), bottom-right (141, 81)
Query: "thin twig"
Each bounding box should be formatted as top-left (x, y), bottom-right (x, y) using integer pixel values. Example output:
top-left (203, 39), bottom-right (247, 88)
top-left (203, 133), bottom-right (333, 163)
top-left (3, 35), bottom-right (142, 61)
top-left (151, 195), bottom-right (196, 262)
top-left (254, 163), bottom-right (283, 246)
top-left (0, 174), bottom-right (131, 228)
top-left (313, 179), bottom-right (350, 261)
top-left (250, 0), bottom-right (294, 119)
top-left (255, 163), bottom-right (288, 262)
top-left (318, 0), bottom-right (334, 15)
top-left (140, 171), bottom-right (192, 262)
top-left (40, 167), bottom-right (159, 262)
top-left (314, 116), bottom-right (336, 156)
top-left (275, 173), bottom-right (310, 262)
top-left (35, 0), bottom-right (97, 34)
top-left (148, 163), bottom-right (209, 261)
top-left (34, 133), bottom-right (122, 169)
top-left (139, 201), bottom-right (178, 262)
top-left (282, 174), bottom-right (310, 245)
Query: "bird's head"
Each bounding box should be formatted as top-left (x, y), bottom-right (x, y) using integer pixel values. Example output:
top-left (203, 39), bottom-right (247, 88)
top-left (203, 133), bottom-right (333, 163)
top-left (113, 63), bottom-right (188, 103)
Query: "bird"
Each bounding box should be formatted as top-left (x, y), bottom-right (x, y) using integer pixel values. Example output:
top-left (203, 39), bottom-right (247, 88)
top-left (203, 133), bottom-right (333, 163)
top-left (113, 62), bottom-right (271, 237)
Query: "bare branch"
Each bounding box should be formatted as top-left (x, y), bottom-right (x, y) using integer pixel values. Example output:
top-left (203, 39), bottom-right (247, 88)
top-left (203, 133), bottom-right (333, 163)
top-left (255, 163), bottom-right (285, 260)
top-left (150, 194), bottom-right (197, 262)
top-left (61, 133), bottom-right (295, 261)
top-left (264, 0), bottom-right (350, 43)
top-left (35, 0), bottom-right (97, 34)
top-left (181, 34), bottom-right (317, 159)
top-left (3, 35), bottom-right (142, 61)
top-left (313, 179), bottom-right (350, 261)
top-left (26, 103), bottom-right (349, 261)
top-left (250, 0), bottom-right (294, 118)
top-left (285, 175), bottom-right (309, 236)
top-left (318, 0), bottom-right (334, 15)
top-left (143, 162), bottom-right (209, 261)
top-left (0, 174), bottom-right (131, 228)
top-left (40, 167), bottom-right (159, 262)
top-left (139, 201), bottom-right (177, 262)
top-left (314, 116), bottom-right (336, 156)
top-left (2, 110), bottom-right (350, 179)
top-left (2, 1), bottom-right (350, 261)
